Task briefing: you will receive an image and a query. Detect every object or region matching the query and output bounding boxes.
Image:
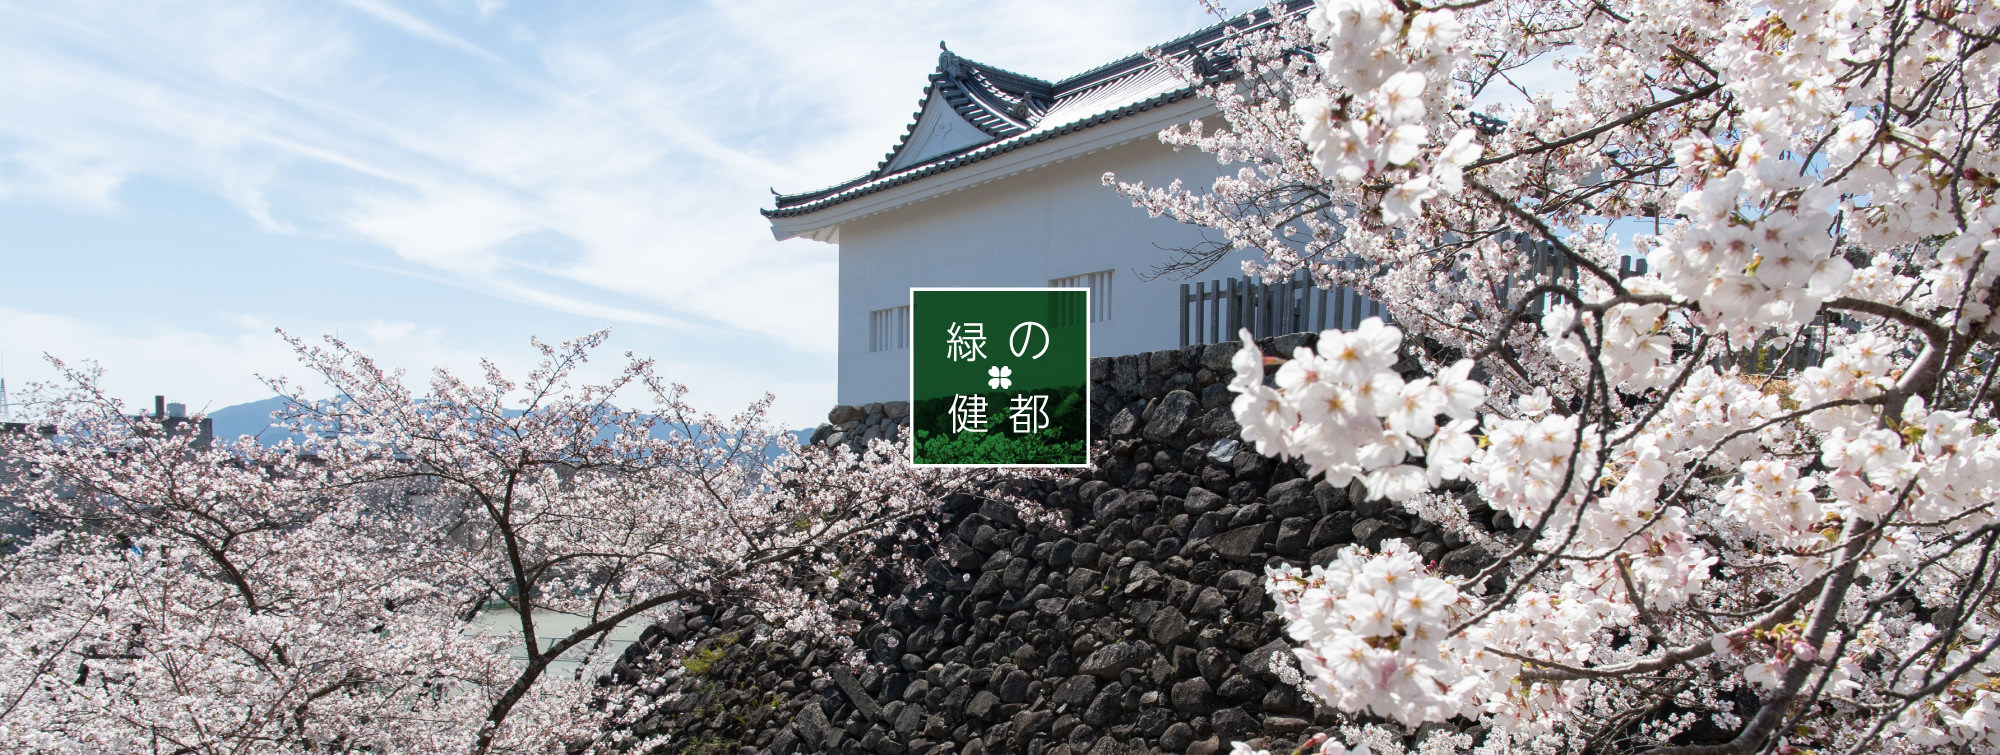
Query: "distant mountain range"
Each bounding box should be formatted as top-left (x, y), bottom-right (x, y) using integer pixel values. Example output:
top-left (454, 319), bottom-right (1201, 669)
top-left (203, 396), bottom-right (816, 454)
top-left (206, 396), bottom-right (306, 445)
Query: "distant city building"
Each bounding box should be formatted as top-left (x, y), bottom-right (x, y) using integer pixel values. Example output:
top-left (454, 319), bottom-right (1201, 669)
top-left (0, 395), bottom-right (211, 547)
top-left (147, 395), bottom-right (215, 450)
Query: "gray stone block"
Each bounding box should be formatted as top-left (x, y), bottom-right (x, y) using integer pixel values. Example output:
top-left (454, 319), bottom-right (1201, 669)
top-left (1214, 521), bottom-right (1277, 564)
top-left (1080, 643), bottom-right (1148, 679)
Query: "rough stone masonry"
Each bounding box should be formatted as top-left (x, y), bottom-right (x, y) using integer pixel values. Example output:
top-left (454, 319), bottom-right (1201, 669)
top-left (602, 334), bottom-right (1503, 755)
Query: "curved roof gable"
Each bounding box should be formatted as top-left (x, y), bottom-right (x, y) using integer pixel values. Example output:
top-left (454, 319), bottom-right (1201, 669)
top-left (878, 48), bottom-right (1053, 173)
top-left (882, 94), bottom-right (989, 173)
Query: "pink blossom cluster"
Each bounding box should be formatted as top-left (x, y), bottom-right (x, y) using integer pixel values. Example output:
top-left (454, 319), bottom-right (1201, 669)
top-left (1265, 541), bottom-right (1468, 728)
top-left (1292, 0), bottom-right (1478, 224)
top-left (0, 333), bottom-right (1001, 752)
top-left (1230, 318), bottom-right (1484, 501)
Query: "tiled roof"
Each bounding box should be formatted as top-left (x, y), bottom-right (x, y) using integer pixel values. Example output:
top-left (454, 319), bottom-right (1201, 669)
top-left (763, 8), bottom-right (1294, 220)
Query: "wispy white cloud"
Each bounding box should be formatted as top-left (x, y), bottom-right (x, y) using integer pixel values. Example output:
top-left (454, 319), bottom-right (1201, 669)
top-left (0, 146), bottom-right (125, 212)
top-left (337, 0), bottom-right (500, 62)
top-left (0, 307), bottom-right (320, 418)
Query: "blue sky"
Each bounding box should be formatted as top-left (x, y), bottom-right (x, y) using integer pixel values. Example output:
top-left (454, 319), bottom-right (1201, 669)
top-left (0, 0), bottom-right (1220, 429)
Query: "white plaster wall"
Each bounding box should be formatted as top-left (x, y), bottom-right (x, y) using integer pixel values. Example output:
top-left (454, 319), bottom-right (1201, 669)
top-left (834, 137), bottom-right (1256, 406)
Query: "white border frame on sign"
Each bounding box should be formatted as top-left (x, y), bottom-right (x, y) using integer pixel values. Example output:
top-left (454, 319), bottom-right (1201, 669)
top-left (908, 286), bottom-right (1093, 469)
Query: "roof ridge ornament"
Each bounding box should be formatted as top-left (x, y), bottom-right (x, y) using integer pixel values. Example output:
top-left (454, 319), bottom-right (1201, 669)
top-left (1009, 88), bottom-right (1040, 120)
top-left (1187, 49), bottom-right (1219, 81)
top-left (939, 44), bottom-right (964, 80)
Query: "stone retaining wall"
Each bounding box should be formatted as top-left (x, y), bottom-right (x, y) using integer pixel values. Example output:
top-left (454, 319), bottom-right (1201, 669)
top-left (607, 335), bottom-right (1500, 755)
top-left (810, 401), bottom-right (911, 450)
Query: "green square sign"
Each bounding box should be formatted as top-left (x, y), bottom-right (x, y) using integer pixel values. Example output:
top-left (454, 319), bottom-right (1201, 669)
top-left (910, 288), bottom-right (1090, 467)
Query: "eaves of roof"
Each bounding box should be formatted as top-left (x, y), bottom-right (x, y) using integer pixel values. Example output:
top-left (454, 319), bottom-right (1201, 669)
top-left (762, 85), bottom-right (1200, 220)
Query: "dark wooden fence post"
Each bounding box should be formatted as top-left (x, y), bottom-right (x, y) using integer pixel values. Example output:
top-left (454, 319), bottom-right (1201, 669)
top-left (1179, 283), bottom-right (1189, 348)
top-left (1175, 261), bottom-right (1400, 345)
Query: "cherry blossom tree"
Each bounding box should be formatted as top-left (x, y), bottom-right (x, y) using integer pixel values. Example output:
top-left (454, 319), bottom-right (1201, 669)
top-left (1113, 0), bottom-right (2000, 752)
top-left (0, 331), bottom-right (998, 753)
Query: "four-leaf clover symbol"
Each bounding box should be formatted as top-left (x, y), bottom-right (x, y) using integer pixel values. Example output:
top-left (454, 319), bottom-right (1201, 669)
top-left (987, 365), bottom-right (1012, 390)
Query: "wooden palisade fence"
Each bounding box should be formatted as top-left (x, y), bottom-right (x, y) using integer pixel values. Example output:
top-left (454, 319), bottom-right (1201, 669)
top-left (1179, 242), bottom-right (1651, 348)
top-left (1179, 263), bottom-right (1386, 348)
top-left (1178, 241), bottom-right (1828, 374)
